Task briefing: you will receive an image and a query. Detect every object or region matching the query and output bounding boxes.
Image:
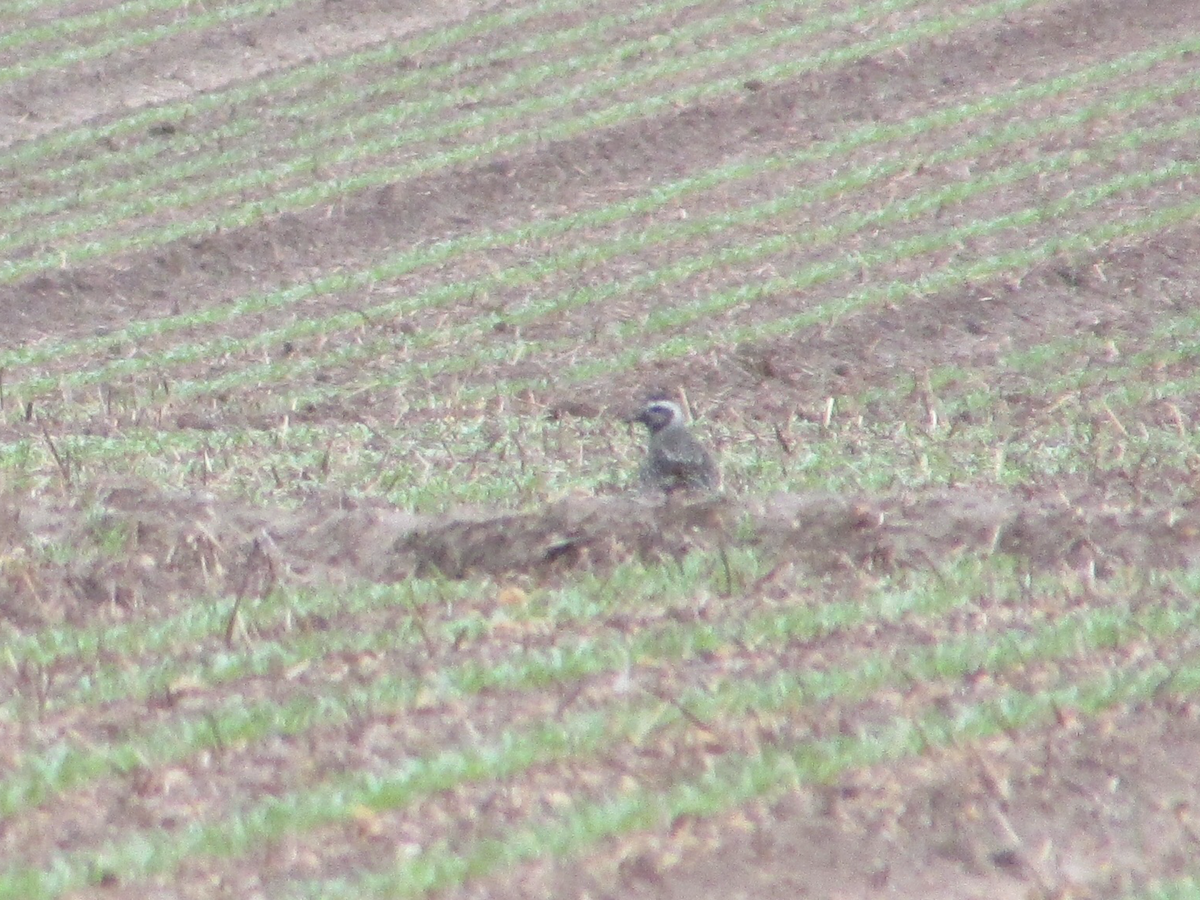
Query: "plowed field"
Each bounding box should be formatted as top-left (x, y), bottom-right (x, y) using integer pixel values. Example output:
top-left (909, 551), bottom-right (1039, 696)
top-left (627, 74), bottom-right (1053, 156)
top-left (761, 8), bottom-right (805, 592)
top-left (3, 1), bottom-right (1200, 897)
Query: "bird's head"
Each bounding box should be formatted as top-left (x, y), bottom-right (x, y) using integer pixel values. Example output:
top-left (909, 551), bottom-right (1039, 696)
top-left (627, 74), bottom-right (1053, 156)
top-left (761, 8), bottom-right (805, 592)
top-left (631, 400), bottom-right (684, 434)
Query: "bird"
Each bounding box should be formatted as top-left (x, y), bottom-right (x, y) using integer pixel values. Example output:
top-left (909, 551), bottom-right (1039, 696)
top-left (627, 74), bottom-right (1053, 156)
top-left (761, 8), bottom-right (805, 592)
top-left (629, 399), bottom-right (718, 494)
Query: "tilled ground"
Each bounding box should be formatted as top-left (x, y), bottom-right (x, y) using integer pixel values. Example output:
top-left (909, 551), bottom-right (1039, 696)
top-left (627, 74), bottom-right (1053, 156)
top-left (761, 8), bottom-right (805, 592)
top-left (3, 0), bottom-right (1200, 897)
top-left (2, 479), bottom-right (1199, 896)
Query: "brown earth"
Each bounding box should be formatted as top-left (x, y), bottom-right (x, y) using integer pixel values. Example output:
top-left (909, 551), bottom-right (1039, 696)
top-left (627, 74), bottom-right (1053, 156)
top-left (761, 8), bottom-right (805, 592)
top-left (2, 0), bottom-right (1194, 354)
top-left (6, 478), bottom-right (1200, 899)
top-left (8, 475), bottom-right (1200, 631)
top-left (3, 0), bottom-right (1200, 897)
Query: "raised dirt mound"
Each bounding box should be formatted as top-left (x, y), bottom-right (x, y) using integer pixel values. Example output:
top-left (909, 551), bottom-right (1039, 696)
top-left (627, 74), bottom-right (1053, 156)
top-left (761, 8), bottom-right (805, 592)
top-left (6, 479), bottom-right (1198, 628)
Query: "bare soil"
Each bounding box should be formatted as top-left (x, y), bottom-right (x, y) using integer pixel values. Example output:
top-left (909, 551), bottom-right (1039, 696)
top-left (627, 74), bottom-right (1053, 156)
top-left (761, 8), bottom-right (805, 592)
top-left (3, 0), bottom-right (1200, 897)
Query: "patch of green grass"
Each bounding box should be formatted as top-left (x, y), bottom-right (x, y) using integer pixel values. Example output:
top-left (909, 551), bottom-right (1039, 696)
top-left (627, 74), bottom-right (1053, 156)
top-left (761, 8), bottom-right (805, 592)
top-left (0, 0), bottom-right (261, 54)
top-left (82, 509), bottom-right (134, 559)
top-left (0, 0), bottom-right (1046, 285)
top-left (0, 0), bottom-right (767, 235)
top-left (1141, 877), bottom-right (1200, 900)
top-left (0, 415), bottom-right (632, 505)
top-left (0, 0), bottom-right (609, 172)
top-left (7, 76), bottom-right (1192, 446)
top-left (273, 164), bottom-right (1198, 426)
top-left (0, 0), bottom-right (305, 88)
top-left (300, 608), bottom-right (1197, 900)
top-left (0, 553), bottom-right (1029, 820)
top-left (721, 400), bottom-right (1200, 498)
top-left (2, 564), bottom-right (1187, 900)
top-left (4, 35), bottom-right (1192, 381)
top-left (1, 0), bottom-right (1197, 894)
